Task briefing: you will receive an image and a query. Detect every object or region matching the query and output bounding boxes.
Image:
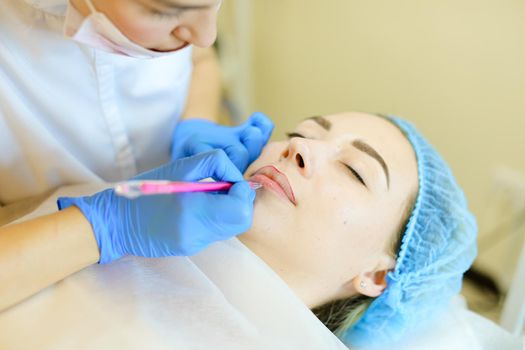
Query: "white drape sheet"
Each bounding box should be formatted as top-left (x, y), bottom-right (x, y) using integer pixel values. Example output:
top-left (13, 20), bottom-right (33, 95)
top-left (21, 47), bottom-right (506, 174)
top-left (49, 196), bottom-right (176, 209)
top-left (0, 184), bottom-right (348, 350)
top-left (1, 184), bottom-right (522, 350)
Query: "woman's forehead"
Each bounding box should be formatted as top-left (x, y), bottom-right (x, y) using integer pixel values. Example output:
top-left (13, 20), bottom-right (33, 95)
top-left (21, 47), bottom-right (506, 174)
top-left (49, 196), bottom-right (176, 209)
top-left (326, 112), bottom-right (398, 136)
top-left (296, 112), bottom-right (405, 147)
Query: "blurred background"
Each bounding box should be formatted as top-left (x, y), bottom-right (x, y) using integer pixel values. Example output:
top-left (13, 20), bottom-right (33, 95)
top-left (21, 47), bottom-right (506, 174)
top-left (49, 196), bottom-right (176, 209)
top-left (216, 0), bottom-right (525, 331)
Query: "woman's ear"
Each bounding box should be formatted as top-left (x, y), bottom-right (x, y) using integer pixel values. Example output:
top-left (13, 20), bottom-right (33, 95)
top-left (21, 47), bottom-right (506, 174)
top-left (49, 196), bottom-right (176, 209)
top-left (352, 255), bottom-right (396, 298)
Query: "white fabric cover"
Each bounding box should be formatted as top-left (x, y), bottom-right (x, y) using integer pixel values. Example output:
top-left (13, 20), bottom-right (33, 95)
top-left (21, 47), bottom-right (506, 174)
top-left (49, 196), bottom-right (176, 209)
top-left (0, 185), bottom-right (523, 350)
top-left (0, 242), bottom-right (349, 349)
top-left (0, 184), bottom-right (348, 350)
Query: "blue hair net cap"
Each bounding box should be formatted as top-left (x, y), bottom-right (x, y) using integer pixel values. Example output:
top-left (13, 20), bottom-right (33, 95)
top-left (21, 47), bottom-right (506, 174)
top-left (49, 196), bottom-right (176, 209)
top-left (341, 116), bottom-right (477, 348)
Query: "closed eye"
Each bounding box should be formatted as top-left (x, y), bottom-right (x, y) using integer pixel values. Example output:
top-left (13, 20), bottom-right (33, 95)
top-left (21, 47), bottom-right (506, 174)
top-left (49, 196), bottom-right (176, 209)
top-left (344, 164), bottom-right (367, 188)
top-left (286, 132), bottom-right (306, 139)
top-left (148, 9), bottom-right (183, 19)
top-left (145, 5), bottom-right (184, 19)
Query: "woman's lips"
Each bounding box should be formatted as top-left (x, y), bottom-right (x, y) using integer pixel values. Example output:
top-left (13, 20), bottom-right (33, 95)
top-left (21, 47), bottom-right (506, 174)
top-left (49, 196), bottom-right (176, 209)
top-left (249, 166), bottom-right (296, 205)
top-left (151, 42), bottom-right (189, 53)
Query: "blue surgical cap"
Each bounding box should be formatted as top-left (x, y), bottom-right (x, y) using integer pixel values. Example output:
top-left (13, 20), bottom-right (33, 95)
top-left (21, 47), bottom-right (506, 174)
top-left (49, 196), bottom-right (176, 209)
top-left (341, 116), bottom-right (477, 348)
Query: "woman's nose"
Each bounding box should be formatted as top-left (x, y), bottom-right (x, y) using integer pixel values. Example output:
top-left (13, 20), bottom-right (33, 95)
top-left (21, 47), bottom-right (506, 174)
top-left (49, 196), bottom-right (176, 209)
top-left (280, 138), bottom-right (313, 178)
top-left (172, 8), bottom-right (219, 48)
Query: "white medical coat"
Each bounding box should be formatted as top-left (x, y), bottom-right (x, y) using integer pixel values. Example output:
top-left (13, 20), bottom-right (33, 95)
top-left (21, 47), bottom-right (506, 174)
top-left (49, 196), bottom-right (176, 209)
top-left (0, 0), bottom-right (193, 205)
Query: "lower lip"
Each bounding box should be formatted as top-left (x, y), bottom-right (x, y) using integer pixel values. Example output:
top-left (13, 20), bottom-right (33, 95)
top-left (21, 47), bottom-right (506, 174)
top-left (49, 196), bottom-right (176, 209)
top-left (249, 174), bottom-right (292, 204)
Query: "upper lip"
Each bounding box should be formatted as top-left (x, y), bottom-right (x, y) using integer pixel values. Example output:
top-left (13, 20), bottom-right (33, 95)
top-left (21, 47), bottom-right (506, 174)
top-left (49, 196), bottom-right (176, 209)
top-left (152, 42), bottom-right (189, 53)
top-left (251, 165), bottom-right (296, 205)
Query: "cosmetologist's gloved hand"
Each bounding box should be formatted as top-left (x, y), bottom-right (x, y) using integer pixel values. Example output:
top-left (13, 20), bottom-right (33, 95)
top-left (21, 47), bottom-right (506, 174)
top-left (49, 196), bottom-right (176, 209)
top-left (57, 150), bottom-right (256, 264)
top-left (171, 112), bottom-right (274, 173)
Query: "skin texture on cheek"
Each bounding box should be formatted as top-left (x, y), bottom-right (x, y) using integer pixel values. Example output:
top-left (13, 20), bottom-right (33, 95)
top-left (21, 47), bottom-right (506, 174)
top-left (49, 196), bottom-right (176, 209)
top-left (245, 138), bottom-right (377, 283)
top-left (291, 195), bottom-right (355, 275)
top-left (118, 19), bottom-right (171, 47)
top-left (108, 4), bottom-right (173, 46)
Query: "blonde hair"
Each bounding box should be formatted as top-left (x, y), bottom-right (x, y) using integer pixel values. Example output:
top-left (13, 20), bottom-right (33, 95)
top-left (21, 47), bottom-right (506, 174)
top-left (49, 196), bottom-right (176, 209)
top-left (313, 295), bottom-right (373, 336)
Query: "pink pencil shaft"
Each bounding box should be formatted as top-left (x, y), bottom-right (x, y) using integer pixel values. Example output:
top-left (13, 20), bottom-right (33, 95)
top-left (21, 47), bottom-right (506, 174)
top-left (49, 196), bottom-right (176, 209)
top-left (114, 180), bottom-right (262, 198)
top-left (140, 181), bottom-right (233, 194)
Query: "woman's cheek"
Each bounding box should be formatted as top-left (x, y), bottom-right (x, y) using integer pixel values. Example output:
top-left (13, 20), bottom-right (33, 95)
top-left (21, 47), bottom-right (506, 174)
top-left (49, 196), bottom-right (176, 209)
top-left (123, 22), bottom-right (167, 45)
top-left (110, 10), bottom-right (170, 45)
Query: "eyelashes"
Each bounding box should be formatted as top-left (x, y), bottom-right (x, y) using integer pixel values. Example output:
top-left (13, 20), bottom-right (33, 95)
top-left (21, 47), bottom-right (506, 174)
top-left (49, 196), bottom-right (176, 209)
top-left (285, 132), bottom-right (305, 139)
top-left (147, 8), bottom-right (183, 20)
top-left (285, 131), bottom-right (367, 188)
top-left (345, 164), bottom-right (366, 187)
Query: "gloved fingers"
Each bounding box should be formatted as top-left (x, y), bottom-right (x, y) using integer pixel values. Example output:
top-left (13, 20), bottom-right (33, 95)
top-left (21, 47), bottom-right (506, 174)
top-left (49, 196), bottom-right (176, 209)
top-left (223, 143), bottom-right (250, 173)
top-left (206, 181), bottom-right (255, 238)
top-left (183, 139), bottom-right (215, 158)
top-left (175, 118), bottom-right (217, 133)
top-left (232, 113), bottom-right (273, 165)
top-left (239, 126), bottom-right (264, 164)
top-left (228, 180), bottom-right (257, 202)
top-left (171, 119), bottom-right (225, 160)
top-left (135, 149), bottom-right (243, 182)
top-left (173, 149), bottom-right (245, 182)
top-left (246, 112), bottom-right (274, 146)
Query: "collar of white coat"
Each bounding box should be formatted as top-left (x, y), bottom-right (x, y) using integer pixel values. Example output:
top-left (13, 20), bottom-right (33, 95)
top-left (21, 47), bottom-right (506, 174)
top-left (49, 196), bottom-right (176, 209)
top-left (23, 0), bottom-right (68, 16)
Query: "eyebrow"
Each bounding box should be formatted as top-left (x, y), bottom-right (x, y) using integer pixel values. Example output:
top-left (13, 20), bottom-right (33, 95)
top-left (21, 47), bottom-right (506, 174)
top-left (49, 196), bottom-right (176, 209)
top-left (305, 116), bottom-right (331, 131)
top-left (144, 0), bottom-right (218, 10)
top-left (352, 140), bottom-right (390, 189)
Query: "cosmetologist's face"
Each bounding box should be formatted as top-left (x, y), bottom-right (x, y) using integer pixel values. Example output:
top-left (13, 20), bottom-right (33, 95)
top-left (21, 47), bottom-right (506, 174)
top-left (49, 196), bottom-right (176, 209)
top-left (74, 0), bottom-right (222, 51)
top-left (240, 112), bottom-right (418, 307)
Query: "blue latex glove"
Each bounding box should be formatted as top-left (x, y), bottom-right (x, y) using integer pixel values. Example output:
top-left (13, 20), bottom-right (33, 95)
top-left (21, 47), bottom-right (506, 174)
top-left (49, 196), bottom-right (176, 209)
top-left (57, 150), bottom-right (256, 264)
top-left (171, 112), bottom-right (274, 173)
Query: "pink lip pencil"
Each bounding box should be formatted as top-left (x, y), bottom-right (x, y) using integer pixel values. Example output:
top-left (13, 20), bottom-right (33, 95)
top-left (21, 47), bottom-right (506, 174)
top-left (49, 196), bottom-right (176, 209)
top-left (114, 180), bottom-right (262, 199)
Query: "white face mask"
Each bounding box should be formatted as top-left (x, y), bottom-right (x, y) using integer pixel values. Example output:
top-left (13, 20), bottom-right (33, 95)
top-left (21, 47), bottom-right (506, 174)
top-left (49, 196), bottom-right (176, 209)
top-left (63, 0), bottom-right (182, 59)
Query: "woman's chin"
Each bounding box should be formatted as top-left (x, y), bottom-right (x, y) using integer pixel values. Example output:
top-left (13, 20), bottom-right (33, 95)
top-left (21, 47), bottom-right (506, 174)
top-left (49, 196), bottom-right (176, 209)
top-left (247, 201), bottom-right (288, 242)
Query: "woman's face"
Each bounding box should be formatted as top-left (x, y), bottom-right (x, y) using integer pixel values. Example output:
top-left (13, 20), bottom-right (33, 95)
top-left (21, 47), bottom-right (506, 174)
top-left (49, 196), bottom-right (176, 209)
top-left (74, 0), bottom-right (221, 51)
top-left (240, 112), bottom-right (418, 307)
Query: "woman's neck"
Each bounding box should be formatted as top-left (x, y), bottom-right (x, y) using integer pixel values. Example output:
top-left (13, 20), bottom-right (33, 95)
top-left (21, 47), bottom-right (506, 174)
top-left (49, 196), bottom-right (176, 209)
top-left (238, 235), bottom-right (341, 309)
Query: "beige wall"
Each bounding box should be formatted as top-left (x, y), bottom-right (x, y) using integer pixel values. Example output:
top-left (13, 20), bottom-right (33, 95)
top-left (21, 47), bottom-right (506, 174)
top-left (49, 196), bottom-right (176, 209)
top-left (236, 0), bottom-right (525, 289)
